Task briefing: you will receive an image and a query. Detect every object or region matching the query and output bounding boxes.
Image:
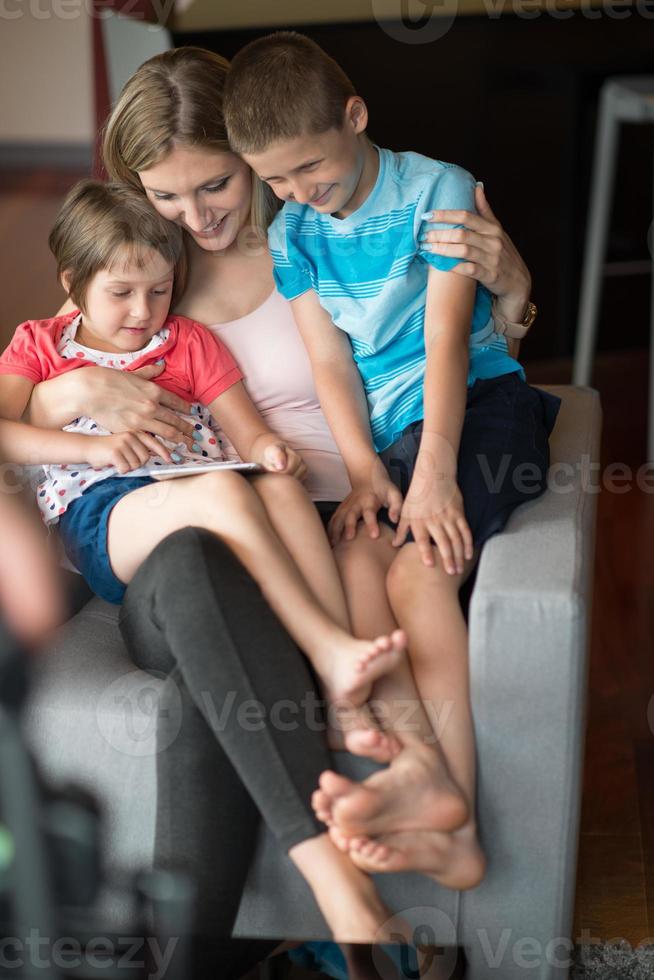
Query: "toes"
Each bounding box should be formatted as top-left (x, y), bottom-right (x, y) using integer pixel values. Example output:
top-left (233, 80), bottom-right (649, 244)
top-left (390, 628), bottom-right (407, 652)
top-left (319, 769), bottom-right (356, 799)
top-left (328, 825), bottom-right (351, 852)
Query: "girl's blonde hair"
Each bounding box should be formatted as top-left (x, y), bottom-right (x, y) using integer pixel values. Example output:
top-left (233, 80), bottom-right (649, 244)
top-left (102, 46), bottom-right (279, 235)
top-left (49, 180), bottom-right (187, 313)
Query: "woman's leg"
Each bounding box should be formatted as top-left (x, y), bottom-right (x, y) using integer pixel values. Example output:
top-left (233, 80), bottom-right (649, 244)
top-left (118, 526), bottom-right (402, 944)
top-left (108, 471), bottom-right (404, 707)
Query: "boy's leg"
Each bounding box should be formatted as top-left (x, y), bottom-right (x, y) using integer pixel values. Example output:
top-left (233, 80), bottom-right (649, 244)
top-left (325, 542), bottom-right (486, 889)
top-left (107, 471), bottom-right (403, 706)
top-left (314, 528), bottom-right (469, 838)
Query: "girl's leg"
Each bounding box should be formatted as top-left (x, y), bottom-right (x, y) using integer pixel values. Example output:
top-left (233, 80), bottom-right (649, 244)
top-left (252, 475), bottom-right (397, 749)
top-left (119, 527), bottom-right (400, 945)
top-left (107, 471), bottom-right (404, 706)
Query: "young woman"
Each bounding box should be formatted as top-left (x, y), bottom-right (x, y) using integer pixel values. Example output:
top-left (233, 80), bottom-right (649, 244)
top-left (26, 47), bottom-right (534, 971)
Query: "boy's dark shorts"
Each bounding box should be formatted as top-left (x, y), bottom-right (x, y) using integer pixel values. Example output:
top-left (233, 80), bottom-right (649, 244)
top-left (377, 372), bottom-right (561, 550)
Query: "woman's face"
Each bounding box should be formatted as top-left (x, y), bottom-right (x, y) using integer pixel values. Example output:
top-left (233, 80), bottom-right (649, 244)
top-left (138, 144), bottom-right (253, 253)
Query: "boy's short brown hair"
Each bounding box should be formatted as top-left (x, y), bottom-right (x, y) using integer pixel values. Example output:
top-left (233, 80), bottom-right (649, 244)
top-left (224, 31), bottom-right (356, 154)
top-left (48, 179), bottom-right (186, 314)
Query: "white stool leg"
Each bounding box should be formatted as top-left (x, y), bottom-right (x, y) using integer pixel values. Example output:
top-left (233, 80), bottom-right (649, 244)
top-left (649, 174), bottom-right (654, 462)
top-left (573, 85), bottom-right (621, 386)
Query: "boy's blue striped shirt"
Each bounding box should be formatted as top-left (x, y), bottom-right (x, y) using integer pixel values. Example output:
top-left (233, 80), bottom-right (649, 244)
top-left (269, 147), bottom-right (524, 453)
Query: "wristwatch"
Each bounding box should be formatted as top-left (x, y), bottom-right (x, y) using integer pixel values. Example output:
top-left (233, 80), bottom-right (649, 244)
top-left (492, 298), bottom-right (538, 340)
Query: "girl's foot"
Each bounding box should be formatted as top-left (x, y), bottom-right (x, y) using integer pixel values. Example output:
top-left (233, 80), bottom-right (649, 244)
top-left (318, 742), bottom-right (468, 838)
top-left (346, 822), bottom-right (486, 892)
top-left (325, 706), bottom-right (402, 757)
top-left (317, 629), bottom-right (407, 708)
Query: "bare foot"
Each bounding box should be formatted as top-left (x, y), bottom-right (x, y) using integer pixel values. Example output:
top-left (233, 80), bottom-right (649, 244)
top-left (319, 742), bottom-right (468, 838)
top-left (344, 726), bottom-right (403, 763)
top-left (315, 629), bottom-right (407, 708)
top-left (347, 822), bottom-right (486, 891)
top-left (288, 833), bottom-right (412, 944)
top-left (326, 704), bottom-right (402, 757)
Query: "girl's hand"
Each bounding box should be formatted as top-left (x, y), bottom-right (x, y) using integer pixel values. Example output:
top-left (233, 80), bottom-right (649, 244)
top-left (328, 458), bottom-right (403, 545)
top-left (393, 473), bottom-right (474, 573)
top-left (75, 365), bottom-right (196, 450)
top-left (421, 183), bottom-right (532, 323)
top-left (86, 430), bottom-right (169, 474)
top-left (259, 440), bottom-right (308, 481)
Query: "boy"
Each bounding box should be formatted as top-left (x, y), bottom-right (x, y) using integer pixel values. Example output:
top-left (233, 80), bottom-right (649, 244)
top-left (224, 32), bottom-right (560, 885)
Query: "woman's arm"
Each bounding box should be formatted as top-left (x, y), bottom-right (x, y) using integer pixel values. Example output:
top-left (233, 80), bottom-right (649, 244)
top-left (27, 364), bottom-right (196, 449)
top-left (0, 374), bottom-right (170, 472)
top-left (421, 183), bottom-right (532, 354)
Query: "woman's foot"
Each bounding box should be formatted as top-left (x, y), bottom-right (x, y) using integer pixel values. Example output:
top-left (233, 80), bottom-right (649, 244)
top-left (318, 741), bottom-right (468, 838)
top-left (316, 629), bottom-right (407, 708)
top-left (345, 822), bottom-right (486, 891)
top-left (288, 833), bottom-right (412, 944)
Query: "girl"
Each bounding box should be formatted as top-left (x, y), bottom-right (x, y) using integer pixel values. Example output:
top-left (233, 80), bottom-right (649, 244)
top-left (0, 179), bottom-right (407, 716)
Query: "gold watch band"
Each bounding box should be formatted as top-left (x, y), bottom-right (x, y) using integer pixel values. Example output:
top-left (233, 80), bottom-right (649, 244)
top-left (492, 299), bottom-right (538, 340)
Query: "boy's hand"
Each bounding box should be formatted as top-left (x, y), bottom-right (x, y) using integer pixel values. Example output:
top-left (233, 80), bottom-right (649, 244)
top-left (86, 431), bottom-right (170, 474)
top-left (393, 470), bottom-right (473, 573)
top-left (258, 439), bottom-right (308, 481)
top-left (328, 458), bottom-right (403, 545)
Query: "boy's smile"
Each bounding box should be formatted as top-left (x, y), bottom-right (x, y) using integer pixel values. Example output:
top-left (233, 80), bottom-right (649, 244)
top-left (242, 97), bottom-right (379, 219)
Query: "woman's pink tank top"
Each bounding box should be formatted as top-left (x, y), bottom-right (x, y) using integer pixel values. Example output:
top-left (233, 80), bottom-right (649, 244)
top-left (208, 289), bottom-right (351, 502)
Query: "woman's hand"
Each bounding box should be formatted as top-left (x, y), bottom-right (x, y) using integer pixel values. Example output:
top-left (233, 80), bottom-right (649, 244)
top-left (86, 430), bottom-right (168, 474)
top-left (256, 438), bottom-right (308, 481)
top-left (392, 470), bottom-right (473, 573)
top-left (328, 458), bottom-right (403, 545)
top-left (41, 365), bottom-right (196, 450)
top-left (421, 184), bottom-right (532, 323)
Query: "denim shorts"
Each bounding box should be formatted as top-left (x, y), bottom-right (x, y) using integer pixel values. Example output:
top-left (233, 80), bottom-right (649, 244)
top-left (57, 476), bottom-right (155, 605)
top-left (378, 372), bottom-right (561, 549)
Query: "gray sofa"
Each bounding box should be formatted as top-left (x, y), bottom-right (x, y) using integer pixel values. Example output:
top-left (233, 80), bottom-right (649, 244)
top-left (23, 385), bottom-right (601, 980)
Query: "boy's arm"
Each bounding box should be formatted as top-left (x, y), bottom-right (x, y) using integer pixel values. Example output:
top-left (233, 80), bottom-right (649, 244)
top-left (290, 290), bottom-right (403, 541)
top-left (393, 267), bottom-right (476, 571)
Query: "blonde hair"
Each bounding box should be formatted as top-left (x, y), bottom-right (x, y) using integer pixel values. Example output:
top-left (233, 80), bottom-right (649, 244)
top-left (102, 46), bottom-right (279, 235)
top-left (224, 32), bottom-right (356, 154)
top-left (49, 180), bottom-right (186, 313)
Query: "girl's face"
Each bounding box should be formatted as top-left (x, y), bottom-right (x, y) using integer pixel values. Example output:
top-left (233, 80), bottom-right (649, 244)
top-left (138, 144), bottom-right (254, 253)
top-left (71, 247), bottom-right (174, 353)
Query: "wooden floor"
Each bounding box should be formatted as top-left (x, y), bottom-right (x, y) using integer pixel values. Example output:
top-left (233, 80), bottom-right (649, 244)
top-left (2, 169), bottom-right (653, 952)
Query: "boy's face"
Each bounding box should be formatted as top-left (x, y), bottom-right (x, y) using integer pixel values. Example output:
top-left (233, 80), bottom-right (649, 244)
top-left (70, 247), bottom-right (174, 354)
top-left (242, 98), bottom-right (370, 218)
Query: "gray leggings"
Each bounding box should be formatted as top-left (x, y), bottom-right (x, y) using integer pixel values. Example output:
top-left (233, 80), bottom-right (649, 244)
top-left (118, 527), bottom-right (332, 975)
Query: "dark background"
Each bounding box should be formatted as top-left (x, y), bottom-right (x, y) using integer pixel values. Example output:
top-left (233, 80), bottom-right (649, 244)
top-left (175, 12), bottom-right (654, 366)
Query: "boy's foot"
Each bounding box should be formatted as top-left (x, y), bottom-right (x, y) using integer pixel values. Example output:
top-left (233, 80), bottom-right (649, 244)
top-left (318, 629), bottom-right (407, 708)
top-left (318, 742), bottom-right (468, 838)
top-left (346, 823), bottom-right (486, 892)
